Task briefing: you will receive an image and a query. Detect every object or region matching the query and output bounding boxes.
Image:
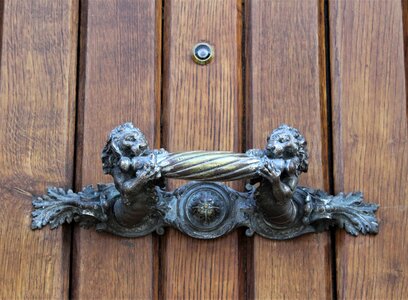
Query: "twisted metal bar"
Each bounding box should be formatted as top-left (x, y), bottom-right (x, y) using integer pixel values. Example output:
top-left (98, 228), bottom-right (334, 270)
top-left (157, 151), bottom-right (262, 181)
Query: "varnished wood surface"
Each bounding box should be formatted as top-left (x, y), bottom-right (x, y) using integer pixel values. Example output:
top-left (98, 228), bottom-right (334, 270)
top-left (71, 1), bottom-right (161, 299)
top-left (2, 0), bottom-right (408, 298)
top-left (162, 0), bottom-right (243, 298)
top-left (0, 0), bottom-right (78, 298)
top-left (330, 1), bottom-right (408, 298)
top-left (246, 0), bottom-right (332, 298)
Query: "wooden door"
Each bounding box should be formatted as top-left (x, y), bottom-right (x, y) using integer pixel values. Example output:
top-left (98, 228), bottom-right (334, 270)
top-left (1, 0), bottom-right (407, 299)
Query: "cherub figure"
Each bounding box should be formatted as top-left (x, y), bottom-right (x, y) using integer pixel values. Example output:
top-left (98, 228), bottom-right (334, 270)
top-left (261, 124), bottom-right (308, 203)
top-left (101, 123), bottom-right (165, 225)
top-left (249, 124), bottom-right (309, 225)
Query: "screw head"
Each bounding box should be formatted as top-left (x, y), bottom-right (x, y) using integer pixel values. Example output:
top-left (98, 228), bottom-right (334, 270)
top-left (192, 42), bottom-right (214, 65)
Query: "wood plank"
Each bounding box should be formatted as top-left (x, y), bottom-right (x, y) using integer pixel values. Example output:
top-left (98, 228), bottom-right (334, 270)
top-left (0, 0), bottom-right (78, 298)
top-left (162, 0), bottom-right (243, 298)
top-left (72, 1), bottom-right (161, 299)
top-left (246, 0), bottom-right (332, 298)
top-left (329, 1), bottom-right (408, 298)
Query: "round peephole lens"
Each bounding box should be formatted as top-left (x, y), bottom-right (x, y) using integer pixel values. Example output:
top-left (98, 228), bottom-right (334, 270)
top-left (192, 43), bottom-right (214, 65)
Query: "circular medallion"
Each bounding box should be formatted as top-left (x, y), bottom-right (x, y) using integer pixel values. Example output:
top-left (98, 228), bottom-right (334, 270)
top-left (177, 182), bottom-right (234, 238)
top-left (185, 188), bottom-right (227, 230)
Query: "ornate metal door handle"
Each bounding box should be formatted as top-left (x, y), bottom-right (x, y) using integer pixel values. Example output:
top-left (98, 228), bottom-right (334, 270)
top-left (32, 123), bottom-right (379, 239)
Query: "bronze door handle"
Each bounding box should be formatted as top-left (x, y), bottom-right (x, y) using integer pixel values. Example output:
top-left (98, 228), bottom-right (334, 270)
top-left (31, 123), bottom-right (379, 239)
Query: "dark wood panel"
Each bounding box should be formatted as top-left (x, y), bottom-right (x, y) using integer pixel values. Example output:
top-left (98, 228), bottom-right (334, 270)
top-left (72, 1), bottom-right (161, 299)
top-left (330, 1), bottom-right (408, 298)
top-left (162, 0), bottom-right (243, 298)
top-left (0, 0), bottom-right (78, 298)
top-left (246, 0), bottom-right (332, 298)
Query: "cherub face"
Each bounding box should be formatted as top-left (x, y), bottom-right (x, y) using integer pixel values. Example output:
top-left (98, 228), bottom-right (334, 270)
top-left (266, 131), bottom-right (299, 159)
top-left (120, 131), bottom-right (148, 156)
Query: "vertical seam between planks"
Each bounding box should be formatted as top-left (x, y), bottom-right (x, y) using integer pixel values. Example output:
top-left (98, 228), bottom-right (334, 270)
top-left (0, 0), bottom-right (4, 83)
top-left (401, 0), bottom-right (408, 131)
top-left (71, 0), bottom-right (88, 298)
top-left (323, 1), bottom-right (337, 299)
top-left (64, 0), bottom-right (81, 298)
top-left (155, 0), bottom-right (165, 299)
top-left (243, 1), bottom-right (254, 299)
top-left (239, 1), bottom-right (248, 300)
top-left (158, 1), bottom-right (167, 299)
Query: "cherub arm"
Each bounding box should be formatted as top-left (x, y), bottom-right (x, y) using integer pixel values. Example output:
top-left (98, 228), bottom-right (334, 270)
top-left (111, 168), bottom-right (141, 194)
top-left (259, 158), bottom-right (299, 204)
top-left (112, 154), bottom-right (161, 202)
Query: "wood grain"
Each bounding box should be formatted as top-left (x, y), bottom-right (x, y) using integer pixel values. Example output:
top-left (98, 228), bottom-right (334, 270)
top-left (329, 1), bottom-right (408, 298)
top-left (0, 0), bottom-right (78, 298)
top-left (72, 1), bottom-right (161, 299)
top-left (246, 0), bottom-right (332, 298)
top-left (162, 0), bottom-right (243, 298)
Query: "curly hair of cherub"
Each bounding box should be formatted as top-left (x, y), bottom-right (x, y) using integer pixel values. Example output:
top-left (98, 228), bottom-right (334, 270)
top-left (101, 123), bottom-right (146, 175)
top-left (270, 124), bottom-right (309, 174)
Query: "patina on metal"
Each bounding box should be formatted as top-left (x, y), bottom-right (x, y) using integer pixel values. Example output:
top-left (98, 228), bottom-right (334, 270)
top-left (31, 123), bottom-right (379, 239)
